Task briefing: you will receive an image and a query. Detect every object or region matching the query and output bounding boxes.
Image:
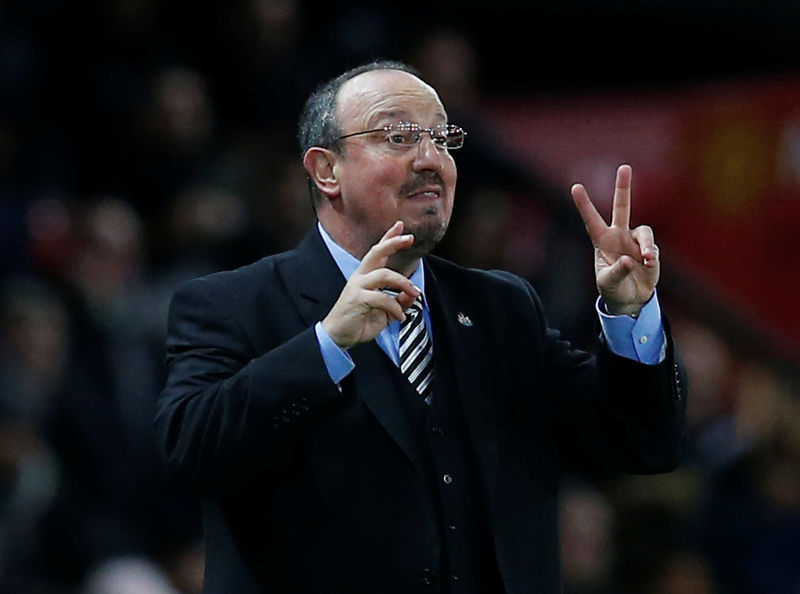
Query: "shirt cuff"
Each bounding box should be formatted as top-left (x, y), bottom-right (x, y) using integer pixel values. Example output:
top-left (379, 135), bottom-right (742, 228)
top-left (314, 322), bottom-right (355, 384)
top-left (596, 291), bottom-right (666, 365)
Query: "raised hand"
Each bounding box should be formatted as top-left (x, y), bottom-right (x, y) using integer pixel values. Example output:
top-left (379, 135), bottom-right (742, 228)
top-left (322, 221), bottom-right (421, 348)
top-left (570, 164), bottom-right (659, 316)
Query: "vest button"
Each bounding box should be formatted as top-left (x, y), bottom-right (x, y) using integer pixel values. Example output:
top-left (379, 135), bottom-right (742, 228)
top-left (443, 474), bottom-right (453, 485)
top-left (421, 568), bottom-right (437, 586)
top-left (432, 426), bottom-right (445, 437)
top-left (447, 524), bottom-right (457, 533)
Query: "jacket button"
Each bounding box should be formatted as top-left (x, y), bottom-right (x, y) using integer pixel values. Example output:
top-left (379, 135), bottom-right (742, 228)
top-left (447, 524), bottom-right (457, 533)
top-left (421, 568), bottom-right (437, 586)
top-left (443, 474), bottom-right (453, 485)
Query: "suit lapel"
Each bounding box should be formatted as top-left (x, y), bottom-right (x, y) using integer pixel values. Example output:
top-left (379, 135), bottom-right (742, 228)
top-left (276, 226), bottom-right (427, 478)
top-left (425, 259), bottom-right (499, 510)
top-left (347, 342), bottom-right (428, 480)
top-left (276, 227), bottom-right (346, 328)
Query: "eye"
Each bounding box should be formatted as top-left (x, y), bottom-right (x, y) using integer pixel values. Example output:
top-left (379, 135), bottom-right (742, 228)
top-left (444, 128), bottom-right (465, 149)
top-left (432, 134), bottom-right (449, 148)
top-left (387, 130), bottom-right (419, 146)
top-left (429, 125), bottom-right (457, 149)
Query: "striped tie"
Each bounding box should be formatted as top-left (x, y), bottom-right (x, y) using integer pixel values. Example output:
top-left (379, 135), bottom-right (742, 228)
top-left (399, 296), bottom-right (434, 404)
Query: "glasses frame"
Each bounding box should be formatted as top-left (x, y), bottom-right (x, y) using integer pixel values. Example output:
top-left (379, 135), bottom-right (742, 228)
top-left (338, 121), bottom-right (467, 150)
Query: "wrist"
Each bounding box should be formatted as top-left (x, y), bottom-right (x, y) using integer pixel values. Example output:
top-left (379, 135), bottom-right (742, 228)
top-left (321, 317), bottom-right (351, 350)
top-left (601, 299), bottom-right (642, 318)
top-left (601, 290), bottom-right (657, 317)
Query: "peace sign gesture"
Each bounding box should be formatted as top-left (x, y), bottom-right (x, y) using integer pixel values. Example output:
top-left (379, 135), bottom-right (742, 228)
top-left (571, 164), bottom-right (659, 317)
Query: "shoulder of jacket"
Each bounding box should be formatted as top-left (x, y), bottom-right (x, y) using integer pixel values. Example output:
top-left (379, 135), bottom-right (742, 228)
top-left (426, 255), bottom-right (530, 294)
top-left (176, 248), bottom-right (296, 299)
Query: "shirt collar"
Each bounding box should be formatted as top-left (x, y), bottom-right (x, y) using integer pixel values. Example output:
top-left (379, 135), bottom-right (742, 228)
top-left (317, 221), bottom-right (426, 298)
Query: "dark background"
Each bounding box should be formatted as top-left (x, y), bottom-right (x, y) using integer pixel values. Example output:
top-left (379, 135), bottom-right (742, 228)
top-left (1, 2), bottom-right (799, 593)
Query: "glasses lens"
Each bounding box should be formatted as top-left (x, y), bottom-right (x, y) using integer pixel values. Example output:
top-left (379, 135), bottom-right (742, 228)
top-left (386, 123), bottom-right (420, 146)
top-left (444, 126), bottom-right (465, 149)
top-left (383, 123), bottom-right (465, 149)
top-left (431, 125), bottom-right (450, 148)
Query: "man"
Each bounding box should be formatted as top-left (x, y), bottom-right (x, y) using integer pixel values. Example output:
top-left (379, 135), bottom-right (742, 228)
top-left (155, 60), bottom-right (687, 593)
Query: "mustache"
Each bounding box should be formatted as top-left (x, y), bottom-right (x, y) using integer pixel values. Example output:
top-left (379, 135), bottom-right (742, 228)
top-left (398, 171), bottom-right (446, 196)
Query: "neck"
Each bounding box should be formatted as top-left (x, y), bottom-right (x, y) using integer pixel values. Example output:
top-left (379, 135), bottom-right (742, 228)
top-left (386, 252), bottom-right (421, 278)
top-left (317, 217), bottom-right (421, 278)
top-left (318, 212), bottom-right (425, 277)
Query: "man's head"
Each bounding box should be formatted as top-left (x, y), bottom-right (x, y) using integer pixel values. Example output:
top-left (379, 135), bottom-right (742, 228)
top-left (299, 61), bottom-right (459, 268)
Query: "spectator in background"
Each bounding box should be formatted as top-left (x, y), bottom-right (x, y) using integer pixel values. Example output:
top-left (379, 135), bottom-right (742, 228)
top-left (560, 483), bottom-right (618, 594)
top-left (0, 278), bottom-right (64, 589)
top-left (701, 362), bottom-right (800, 594)
top-left (103, 67), bottom-right (220, 224)
top-left (0, 196), bottom-right (203, 592)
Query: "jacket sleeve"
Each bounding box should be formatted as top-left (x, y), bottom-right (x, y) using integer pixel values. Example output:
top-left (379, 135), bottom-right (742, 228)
top-left (154, 276), bottom-right (349, 496)
top-left (559, 324), bottom-right (688, 475)
top-left (543, 294), bottom-right (688, 475)
top-left (494, 270), bottom-right (688, 476)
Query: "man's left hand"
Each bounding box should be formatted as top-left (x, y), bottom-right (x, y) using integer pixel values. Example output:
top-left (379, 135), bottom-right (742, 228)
top-left (571, 164), bottom-right (659, 317)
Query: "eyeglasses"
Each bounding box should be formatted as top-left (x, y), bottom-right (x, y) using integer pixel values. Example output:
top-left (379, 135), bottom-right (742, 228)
top-left (338, 121), bottom-right (467, 150)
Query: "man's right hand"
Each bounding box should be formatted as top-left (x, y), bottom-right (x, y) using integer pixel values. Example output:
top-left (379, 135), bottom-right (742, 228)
top-left (322, 221), bottom-right (421, 349)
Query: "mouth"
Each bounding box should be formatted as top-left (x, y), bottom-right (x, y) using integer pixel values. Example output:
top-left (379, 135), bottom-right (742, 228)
top-left (406, 185), bottom-right (443, 200)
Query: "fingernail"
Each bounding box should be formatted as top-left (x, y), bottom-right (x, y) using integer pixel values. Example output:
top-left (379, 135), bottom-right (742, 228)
top-left (412, 284), bottom-right (422, 294)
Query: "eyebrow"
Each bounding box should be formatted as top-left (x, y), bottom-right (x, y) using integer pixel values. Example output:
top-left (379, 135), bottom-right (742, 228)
top-left (367, 110), bottom-right (408, 127)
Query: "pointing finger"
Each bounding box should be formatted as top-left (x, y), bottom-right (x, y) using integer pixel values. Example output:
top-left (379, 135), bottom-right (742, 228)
top-left (571, 183), bottom-right (608, 242)
top-left (359, 221), bottom-right (414, 273)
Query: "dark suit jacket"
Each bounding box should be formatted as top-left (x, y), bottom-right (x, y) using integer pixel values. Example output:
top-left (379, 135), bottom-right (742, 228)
top-left (155, 227), bottom-right (687, 594)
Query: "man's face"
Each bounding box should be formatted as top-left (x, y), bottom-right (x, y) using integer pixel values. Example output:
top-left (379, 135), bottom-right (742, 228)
top-left (330, 69), bottom-right (457, 262)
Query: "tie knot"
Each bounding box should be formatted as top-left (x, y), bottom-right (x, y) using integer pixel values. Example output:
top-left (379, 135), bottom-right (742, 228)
top-left (404, 296), bottom-right (424, 318)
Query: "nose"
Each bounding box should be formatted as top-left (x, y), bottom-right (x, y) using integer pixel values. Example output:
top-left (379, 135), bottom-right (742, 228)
top-left (412, 134), bottom-right (447, 171)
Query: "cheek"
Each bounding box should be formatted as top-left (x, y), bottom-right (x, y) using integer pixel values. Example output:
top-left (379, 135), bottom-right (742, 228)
top-left (443, 158), bottom-right (458, 192)
top-left (375, 154), bottom-right (411, 185)
top-left (350, 154), bottom-right (407, 193)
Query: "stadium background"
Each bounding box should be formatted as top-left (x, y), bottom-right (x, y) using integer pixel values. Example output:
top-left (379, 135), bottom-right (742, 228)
top-left (1, 2), bottom-right (798, 592)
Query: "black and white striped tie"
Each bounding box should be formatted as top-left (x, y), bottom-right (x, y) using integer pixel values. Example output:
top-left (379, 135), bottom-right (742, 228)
top-left (399, 296), bottom-right (434, 405)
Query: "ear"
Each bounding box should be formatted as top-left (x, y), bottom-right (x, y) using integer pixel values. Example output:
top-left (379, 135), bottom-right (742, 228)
top-left (303, 147), bottom-right (340, 200)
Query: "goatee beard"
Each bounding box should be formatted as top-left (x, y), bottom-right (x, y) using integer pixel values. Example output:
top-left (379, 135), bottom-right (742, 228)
top-left (387, 216), bottom-right (448, 274)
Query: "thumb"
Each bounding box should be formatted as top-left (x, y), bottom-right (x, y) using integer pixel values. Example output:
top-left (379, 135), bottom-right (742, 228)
top-left (602, 255), bottom-right (636, 286)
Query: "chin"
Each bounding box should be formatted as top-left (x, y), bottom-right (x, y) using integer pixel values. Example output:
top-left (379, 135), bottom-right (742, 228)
top-left (407, 218), bottom-right (449, 257)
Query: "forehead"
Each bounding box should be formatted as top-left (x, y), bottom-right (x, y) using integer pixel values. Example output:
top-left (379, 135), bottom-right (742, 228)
top-left (336, 69), bottom-right (447, 127)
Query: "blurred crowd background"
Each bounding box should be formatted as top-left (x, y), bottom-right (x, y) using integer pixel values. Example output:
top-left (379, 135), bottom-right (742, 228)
top-left (1, 1), bottom-right (799, 593)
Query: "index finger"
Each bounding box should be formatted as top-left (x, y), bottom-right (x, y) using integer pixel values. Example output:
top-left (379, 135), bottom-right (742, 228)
top-left (611, 164), bottom-right (632, 228)
top-left (359, 221), bottom-right (414, 272)
top-left (571, 183), bottom-right (609, 241)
